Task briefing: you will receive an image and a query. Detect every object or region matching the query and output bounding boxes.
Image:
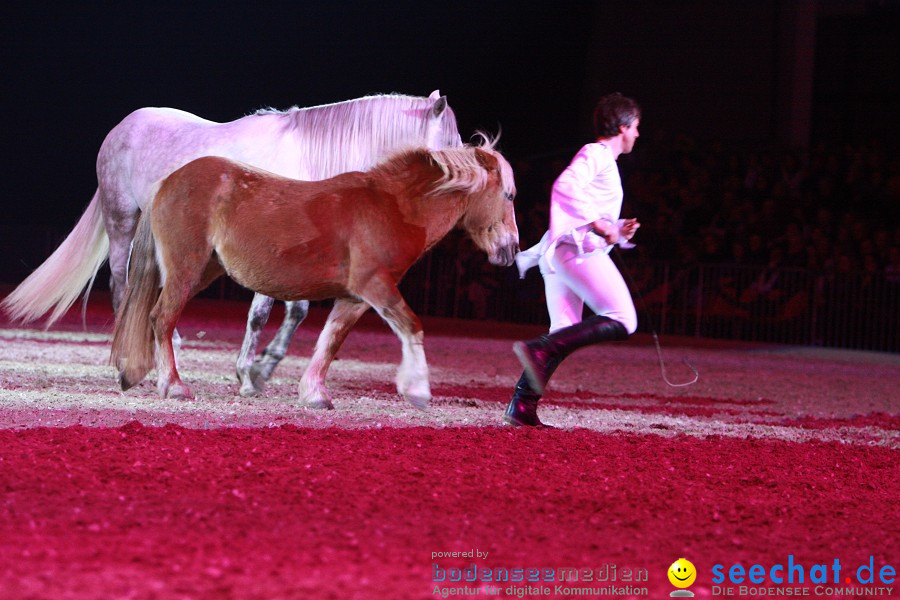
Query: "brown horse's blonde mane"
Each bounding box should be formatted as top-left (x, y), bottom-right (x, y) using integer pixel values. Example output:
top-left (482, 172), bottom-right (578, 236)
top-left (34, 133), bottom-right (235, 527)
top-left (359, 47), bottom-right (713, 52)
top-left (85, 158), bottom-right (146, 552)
top-left (371, 134), bottom-right (513, 199)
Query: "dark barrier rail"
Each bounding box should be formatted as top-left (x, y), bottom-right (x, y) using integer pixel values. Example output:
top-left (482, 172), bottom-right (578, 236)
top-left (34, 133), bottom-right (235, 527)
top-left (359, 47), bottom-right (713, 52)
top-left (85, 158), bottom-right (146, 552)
top-left (2, 227), bottom-right (897, 353)
top-left (395, 250), bottom-right (900, 353)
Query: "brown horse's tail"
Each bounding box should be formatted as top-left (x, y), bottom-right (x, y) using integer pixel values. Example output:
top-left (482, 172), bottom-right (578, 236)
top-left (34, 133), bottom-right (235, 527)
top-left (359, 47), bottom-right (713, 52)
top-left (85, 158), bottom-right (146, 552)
top-left (110, 211), bottom-right (159, 390)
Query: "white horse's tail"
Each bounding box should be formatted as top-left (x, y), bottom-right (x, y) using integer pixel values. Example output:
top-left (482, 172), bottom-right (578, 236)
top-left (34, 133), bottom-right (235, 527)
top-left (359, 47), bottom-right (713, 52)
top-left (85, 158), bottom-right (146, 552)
top-left (1, 191), bottom-right (110, 328)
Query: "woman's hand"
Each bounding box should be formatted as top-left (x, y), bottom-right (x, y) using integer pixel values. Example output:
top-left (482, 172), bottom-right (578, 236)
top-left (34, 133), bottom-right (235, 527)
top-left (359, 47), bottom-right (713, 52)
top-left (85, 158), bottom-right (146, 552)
top-left (592, 218), bottom-right (619, 245)
top-left (620, 218), bottom-right (640, 241)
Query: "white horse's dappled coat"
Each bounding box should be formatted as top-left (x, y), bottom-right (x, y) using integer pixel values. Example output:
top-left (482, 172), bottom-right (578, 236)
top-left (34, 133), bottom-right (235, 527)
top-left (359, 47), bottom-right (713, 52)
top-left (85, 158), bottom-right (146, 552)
top-left (2, 91), bottom-right (462, 395)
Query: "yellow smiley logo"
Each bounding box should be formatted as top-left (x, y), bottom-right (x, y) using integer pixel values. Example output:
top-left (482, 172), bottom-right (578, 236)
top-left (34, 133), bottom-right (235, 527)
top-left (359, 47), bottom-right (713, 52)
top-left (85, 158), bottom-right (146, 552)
top-left (668, 558), bottom-right (697, 588)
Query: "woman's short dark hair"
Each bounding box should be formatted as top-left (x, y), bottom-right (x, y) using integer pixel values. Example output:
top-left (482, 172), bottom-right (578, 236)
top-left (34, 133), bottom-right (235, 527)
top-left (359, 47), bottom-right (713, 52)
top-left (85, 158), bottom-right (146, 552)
top-left (593, 93), bottom-right (641, 138)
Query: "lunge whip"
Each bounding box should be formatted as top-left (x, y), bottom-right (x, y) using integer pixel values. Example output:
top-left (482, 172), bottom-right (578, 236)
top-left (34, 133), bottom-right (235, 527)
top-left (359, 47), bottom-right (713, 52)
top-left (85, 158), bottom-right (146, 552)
top-left (613, 247), bottom-right (700, 387)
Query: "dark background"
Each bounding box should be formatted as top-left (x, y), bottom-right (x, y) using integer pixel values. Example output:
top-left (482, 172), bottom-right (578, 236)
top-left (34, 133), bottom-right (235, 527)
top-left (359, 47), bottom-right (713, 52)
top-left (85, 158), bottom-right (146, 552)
top-left (1, 1), bottom-right (898, 258)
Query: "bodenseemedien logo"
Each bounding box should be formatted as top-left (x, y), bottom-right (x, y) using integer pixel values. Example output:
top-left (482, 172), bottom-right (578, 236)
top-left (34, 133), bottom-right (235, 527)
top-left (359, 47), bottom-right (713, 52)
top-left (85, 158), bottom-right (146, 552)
top-left (668, 558), bottom-right (697, 597)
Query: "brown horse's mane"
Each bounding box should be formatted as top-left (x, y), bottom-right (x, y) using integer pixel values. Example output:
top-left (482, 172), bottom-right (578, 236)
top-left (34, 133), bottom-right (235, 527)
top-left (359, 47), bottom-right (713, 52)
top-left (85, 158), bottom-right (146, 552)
top-left (369, 135), bottom-right (508, 199)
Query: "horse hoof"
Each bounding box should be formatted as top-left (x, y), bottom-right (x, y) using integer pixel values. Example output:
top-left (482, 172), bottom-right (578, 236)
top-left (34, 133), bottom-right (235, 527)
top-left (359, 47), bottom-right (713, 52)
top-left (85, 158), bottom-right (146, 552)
top-left (249, 371), bottom-right (268, 394)
top-left (119, 371), bottom-right (138, 392)
top-left (250, 361), bottom-right (275, 386)
top-left (398, 378), bottom-right (431, 410)
top-left (306, 397), bottom-right (335, 410)
top-left (238, 381), bottom-right (260, 398)
top-left (299, 381), bottom-right (334, 410)
top-left (164, 383), bottom-right (194, 400)
top-left (403, 392), bottom-right (431, 410)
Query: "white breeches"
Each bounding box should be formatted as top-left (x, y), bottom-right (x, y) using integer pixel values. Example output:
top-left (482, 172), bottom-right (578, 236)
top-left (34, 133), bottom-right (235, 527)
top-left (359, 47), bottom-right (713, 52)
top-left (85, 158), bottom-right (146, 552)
top-left (539, 243), bottom-right (638, 334)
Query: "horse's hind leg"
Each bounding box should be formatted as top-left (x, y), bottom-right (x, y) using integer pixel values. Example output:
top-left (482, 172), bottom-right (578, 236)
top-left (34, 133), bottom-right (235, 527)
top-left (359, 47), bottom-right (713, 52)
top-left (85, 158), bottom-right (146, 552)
top-left (236, 293), bottom-right (276, 397)
top-left (104, 192), bottom-right (185, 362)
top-left (298, 299), bottom-right (369, 409)
top-left (237, 297), bottom-right (310, 397)
top-left (102, 192), bottom-right (139, 314)
top-left (251, 300), bottom-right (310, 387)
top-left (358, 276), bottom-right (431, 409)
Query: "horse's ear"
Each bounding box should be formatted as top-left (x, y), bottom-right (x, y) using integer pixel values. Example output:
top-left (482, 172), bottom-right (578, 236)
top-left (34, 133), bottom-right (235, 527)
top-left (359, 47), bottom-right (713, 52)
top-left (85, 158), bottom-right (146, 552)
top-left (429, 90), bottom-right (441, 100)
top-left (474, 148), bottom-right (498, 171)
top-left (431, 95), bottom-right (447, 118)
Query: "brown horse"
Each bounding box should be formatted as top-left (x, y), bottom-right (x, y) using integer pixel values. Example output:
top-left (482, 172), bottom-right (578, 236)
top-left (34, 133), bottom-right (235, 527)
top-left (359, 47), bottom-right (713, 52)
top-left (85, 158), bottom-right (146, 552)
top-left (110, 139), bottom-right (518, 409)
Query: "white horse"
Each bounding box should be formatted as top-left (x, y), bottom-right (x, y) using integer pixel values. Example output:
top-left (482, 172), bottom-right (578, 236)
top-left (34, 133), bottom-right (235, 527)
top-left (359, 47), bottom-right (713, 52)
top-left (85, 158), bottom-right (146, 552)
top-left (2, 91), bottom-right (462, 396)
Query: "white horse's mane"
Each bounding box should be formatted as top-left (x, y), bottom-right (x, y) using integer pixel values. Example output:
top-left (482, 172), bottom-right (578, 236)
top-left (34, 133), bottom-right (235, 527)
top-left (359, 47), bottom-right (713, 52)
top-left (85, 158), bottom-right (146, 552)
top-left (257, 94), bottom-right (462, 180)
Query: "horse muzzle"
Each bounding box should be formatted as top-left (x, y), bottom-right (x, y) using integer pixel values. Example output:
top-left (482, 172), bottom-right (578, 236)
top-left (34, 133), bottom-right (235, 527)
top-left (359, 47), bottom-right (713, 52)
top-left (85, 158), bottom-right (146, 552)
top-left (490, 242), bottom-right (520, 267)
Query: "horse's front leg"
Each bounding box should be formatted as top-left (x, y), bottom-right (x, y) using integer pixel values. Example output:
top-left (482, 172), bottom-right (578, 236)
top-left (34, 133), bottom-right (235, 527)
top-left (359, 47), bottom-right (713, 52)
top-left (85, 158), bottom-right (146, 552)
top-left (298, 299), bottom-right (369, 409)
top-left (360, 278), bottom-right (431, 409)
top-left (236, 293), bottom-right (276, 396)
top-left (249, 299), bottom-right (310, 392)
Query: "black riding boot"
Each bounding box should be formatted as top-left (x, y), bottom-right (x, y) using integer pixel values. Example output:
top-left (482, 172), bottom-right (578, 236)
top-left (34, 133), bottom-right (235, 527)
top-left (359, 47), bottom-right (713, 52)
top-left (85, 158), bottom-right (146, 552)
top-left (504, 372), bottom-right (544, 427)
top-left (504, 350), bottom-right (564, 427)
top-left (513, 315), bottom-right (628, 395)
top-left (504, 351), bottom-right (563, 428)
